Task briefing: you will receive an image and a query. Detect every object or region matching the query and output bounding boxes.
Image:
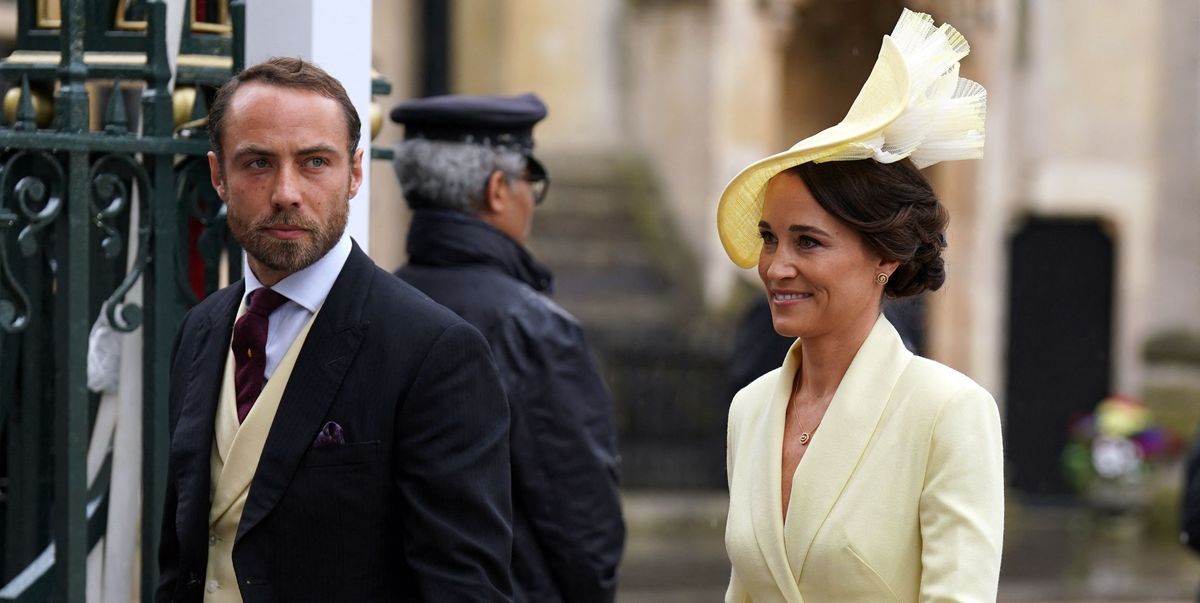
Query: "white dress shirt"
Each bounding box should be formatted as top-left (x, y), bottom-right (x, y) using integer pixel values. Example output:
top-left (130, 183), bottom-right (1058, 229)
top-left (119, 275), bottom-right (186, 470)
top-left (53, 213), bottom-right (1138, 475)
top-left (240, 232), bottom-right (352, 380)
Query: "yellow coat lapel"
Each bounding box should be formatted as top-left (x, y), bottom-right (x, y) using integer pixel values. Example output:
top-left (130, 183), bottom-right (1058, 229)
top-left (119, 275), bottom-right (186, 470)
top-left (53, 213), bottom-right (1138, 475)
top-left (783, 315), bottom-right (912, 581)
top-left (746, 344), bottom-right (805, 602)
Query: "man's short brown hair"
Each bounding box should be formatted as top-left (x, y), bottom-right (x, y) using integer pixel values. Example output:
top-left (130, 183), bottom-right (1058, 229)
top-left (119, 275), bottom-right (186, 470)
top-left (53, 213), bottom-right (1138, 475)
top-left (208, 56), bottom-right (362, 163)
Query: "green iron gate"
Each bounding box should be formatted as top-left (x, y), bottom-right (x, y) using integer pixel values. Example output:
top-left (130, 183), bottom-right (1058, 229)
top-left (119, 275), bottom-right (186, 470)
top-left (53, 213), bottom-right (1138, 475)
top-left (0, 0), bottom-right (240, 600)
top-left (0, 2), bottom-right (393, 599)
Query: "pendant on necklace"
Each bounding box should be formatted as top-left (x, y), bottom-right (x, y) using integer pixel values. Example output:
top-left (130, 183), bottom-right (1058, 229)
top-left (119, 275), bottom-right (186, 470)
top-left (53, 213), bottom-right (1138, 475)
top-left (799, 432), bottom-right (812, 446)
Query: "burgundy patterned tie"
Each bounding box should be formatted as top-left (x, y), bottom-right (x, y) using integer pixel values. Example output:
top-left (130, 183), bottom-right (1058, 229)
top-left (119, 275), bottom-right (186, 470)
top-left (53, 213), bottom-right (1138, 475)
top-left (231, 288), bottom-right (290, 423)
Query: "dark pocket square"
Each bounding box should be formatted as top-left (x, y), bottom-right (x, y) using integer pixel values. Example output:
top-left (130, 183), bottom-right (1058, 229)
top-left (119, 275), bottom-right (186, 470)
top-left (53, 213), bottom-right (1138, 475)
top-left (313, 421), bottom-right (345, 448)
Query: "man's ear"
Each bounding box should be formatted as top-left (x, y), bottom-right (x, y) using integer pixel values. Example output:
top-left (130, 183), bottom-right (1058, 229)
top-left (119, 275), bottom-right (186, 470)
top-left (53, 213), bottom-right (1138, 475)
top-left (347, 147), bottom-right (365, 200)
top-left (207, 151), bottom-right (228, 201)
top-left (483, 170), bottom-right (509, 214)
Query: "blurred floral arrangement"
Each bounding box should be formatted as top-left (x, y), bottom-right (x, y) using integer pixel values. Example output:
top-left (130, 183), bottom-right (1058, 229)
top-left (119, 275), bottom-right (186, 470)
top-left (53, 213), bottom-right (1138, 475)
top-left (1062, 395), bottom-right (1182, 497)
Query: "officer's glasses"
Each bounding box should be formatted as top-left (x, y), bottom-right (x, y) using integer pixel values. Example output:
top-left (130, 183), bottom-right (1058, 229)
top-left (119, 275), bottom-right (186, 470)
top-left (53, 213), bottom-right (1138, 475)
top-left (517, 171), bottom-right (550, 205)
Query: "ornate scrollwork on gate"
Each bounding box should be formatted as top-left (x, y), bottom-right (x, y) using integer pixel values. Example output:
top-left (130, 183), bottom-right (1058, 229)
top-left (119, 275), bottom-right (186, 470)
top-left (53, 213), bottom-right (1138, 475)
top-left (177, 153), bottom-right (231, 301)
top-left (0, 150), bottom-right (65, 333)
top-left (0, 199), bottom-right (23, 334)
top-left (90, 153), bottom-right (152, 332)
top-left (6, 152), bottom-right (66, 257)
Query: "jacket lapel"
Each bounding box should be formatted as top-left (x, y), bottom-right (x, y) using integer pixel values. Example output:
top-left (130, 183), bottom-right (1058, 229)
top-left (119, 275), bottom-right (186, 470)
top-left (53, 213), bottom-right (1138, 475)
top-left (236, 245), bottom-right (370, 541)
top-left (783, 315), bottom-right (912, 580)
top-left (209, 309), bottom-right (317, 526)
top-left (748, 346), bottom-right (807, 602)
top-left (171, 285), bottom-right (242, 559)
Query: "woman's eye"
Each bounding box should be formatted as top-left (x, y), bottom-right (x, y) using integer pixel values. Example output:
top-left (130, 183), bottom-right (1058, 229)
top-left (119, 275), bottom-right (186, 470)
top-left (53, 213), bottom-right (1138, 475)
top-left (759, 231), bottom-right (777, 245)
top-left (797, 236), bottom-right (819, 249)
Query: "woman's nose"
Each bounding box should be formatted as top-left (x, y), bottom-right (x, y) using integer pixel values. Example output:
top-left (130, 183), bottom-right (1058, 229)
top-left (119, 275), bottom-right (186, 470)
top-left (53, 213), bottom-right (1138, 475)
top-left (765, 254), bottom-right (797, 281)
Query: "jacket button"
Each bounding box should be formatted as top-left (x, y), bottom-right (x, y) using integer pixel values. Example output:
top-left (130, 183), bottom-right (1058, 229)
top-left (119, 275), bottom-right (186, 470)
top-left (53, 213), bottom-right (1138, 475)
top-left (209, 533), bottom-right (217, 546)
top-left (206, 580), bottom-right (218, 593)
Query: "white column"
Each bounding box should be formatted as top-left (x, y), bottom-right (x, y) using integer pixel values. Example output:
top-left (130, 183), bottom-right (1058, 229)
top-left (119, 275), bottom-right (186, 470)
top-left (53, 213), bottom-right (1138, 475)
top-left (245, 0), bottom-right (374, 252)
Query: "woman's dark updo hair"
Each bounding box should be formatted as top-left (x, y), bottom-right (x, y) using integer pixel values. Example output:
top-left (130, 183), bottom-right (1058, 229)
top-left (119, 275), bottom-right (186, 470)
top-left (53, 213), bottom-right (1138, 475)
top-left (788, 158), bottom-right (948, 298)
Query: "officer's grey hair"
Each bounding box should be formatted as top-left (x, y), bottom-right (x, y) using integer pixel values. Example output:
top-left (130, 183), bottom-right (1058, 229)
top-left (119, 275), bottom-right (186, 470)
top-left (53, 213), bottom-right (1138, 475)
top-left (393, 138), bottom-right (527, 213)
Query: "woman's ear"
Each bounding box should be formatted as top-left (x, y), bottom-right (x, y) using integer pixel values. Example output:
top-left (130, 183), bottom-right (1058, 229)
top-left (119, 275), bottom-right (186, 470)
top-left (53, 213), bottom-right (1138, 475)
top-left (877, 256), bottom-right (901, 279)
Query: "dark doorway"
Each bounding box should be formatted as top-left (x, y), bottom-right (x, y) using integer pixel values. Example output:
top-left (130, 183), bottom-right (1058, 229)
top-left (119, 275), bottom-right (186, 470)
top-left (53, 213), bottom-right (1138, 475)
top-left (1006, 217), bottom-right (1114, 497)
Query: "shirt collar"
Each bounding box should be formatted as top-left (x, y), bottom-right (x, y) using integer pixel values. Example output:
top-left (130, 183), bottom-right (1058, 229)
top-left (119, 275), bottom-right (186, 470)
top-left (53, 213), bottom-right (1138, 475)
top-left (242, 231), bottom-right (353, 313)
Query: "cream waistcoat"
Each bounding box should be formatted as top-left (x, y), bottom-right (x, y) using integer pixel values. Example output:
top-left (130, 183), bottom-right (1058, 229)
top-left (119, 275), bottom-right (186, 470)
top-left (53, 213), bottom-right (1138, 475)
top-left (203, 308), bottom-right (319, 602)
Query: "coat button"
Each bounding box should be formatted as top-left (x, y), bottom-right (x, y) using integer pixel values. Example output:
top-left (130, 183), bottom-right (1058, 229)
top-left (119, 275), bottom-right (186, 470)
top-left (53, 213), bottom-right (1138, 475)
top-left (206, 580), bottom-right (218, 593)
top-left (208, 533), bottom-right (217, 546)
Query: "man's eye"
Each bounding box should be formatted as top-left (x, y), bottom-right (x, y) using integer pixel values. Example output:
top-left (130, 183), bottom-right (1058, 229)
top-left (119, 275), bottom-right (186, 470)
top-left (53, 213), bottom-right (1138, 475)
top-left (307, 157), bottom-right (326, 168)
top-left (247, 159), bottom-right (269, 169)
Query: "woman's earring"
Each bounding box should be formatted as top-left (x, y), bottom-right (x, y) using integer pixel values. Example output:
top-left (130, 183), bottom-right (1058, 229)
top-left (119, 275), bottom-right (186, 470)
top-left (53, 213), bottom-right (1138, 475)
top-left (876, 273), bottom-right (889, 285)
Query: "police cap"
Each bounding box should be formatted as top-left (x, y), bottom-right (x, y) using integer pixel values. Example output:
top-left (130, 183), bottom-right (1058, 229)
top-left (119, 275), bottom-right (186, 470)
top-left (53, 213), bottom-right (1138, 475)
top-left (390, 93), bottom-right (547, 154)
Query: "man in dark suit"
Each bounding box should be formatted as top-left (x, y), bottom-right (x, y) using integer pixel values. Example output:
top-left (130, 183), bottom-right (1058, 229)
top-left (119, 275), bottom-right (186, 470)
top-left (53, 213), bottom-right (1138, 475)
top-left (391, 94), bottom-right (625, 603)
top-left (156, 57), bottom-right (513, 602)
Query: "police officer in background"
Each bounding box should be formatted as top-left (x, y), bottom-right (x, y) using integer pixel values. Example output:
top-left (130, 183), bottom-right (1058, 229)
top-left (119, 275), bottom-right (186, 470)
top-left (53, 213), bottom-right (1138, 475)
top-left (391, 93), bottom-right (625, 603)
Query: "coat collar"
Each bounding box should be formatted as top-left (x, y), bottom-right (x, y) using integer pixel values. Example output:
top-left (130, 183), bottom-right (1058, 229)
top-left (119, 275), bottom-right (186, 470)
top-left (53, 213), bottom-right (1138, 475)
top-left (405, 208), bottom-right (554, 293)
top-left (748, 315), bottom-right (913, 590)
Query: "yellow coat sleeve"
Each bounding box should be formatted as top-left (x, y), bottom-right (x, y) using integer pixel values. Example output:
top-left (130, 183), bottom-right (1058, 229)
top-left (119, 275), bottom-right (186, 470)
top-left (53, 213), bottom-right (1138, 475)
top-left (918, 383), bottom-right (1005, 601)
top-left (725, 387), bottom-right (750, 603)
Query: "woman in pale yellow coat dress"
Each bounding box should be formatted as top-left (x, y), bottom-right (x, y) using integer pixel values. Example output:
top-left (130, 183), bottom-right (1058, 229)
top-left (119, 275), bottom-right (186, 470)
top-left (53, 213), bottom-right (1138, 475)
top-left (717, 9), bottom-right (1004, 603)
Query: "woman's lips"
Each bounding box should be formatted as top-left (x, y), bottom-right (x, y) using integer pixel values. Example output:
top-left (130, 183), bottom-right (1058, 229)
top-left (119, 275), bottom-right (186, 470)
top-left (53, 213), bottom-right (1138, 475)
top-left (771, 290), bottom-right (812, 305)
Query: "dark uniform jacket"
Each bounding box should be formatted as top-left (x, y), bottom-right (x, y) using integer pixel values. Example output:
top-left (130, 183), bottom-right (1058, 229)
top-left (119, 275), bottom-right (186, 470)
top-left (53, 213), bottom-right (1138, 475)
top-left (1182, 429), bottom-right (1200, 555)
top-left (158, 243), bottom-right (514, 602)
top-left (397, 209), bottom-right (625, 603)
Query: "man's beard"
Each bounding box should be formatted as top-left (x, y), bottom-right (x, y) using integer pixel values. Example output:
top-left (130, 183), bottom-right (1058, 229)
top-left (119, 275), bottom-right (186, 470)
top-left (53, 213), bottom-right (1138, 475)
top-left (227, 200), bottom-right (348, 278)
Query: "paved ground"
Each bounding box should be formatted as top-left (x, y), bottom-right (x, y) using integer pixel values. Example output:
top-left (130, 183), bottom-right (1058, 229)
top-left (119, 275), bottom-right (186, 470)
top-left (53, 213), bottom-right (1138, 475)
top-left (619, 491), bottom-right (730, 602)
top-left (617, 491), bottom-right (1200, 602)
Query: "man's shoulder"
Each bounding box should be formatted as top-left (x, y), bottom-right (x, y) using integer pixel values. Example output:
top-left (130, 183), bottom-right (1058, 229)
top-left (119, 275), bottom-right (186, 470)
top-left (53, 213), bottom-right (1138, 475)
top-left (208, 282), bottom-right (243, 303)
top-left (181, 281), bottom-right (243, 328)
top-left (360, 260), bottom-right (479, 335)
top-left (455, 268), bottom-right (580, 337)
top-left (512, 286), bottom-right (577, 330)
top-left (399, 261), bottom-right (584, 342)
top-left (397, 262), bottom-right (555, 318)
top-left (397, 261), bottom-right (523, 293)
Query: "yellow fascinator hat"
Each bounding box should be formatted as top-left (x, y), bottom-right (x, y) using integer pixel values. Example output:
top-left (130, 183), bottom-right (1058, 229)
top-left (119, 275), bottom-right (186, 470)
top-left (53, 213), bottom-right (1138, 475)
top-left (716, 8), bottom-right (987, 268)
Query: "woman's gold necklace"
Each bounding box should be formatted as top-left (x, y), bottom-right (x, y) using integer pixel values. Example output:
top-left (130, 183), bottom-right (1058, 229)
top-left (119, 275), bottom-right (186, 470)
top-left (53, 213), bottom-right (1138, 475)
top-left (792, 391), bottom-right (830, 442)
top-left (791, 378), bottom-right (827, 446)
top-left (798, 418), bottom-right (822, 446)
